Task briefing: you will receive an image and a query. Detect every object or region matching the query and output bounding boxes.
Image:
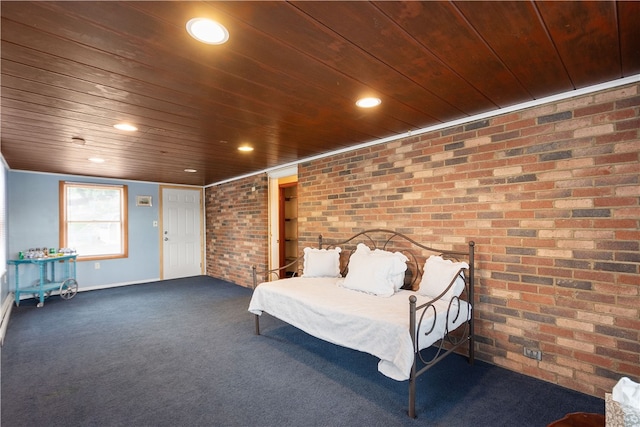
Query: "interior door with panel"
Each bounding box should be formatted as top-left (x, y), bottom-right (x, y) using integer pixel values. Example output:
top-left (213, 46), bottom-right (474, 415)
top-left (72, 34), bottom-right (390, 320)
top-left (161, 187), bottom-right (203, 279)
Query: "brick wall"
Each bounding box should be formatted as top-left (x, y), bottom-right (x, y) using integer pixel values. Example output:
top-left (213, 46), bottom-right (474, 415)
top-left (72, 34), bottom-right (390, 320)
top-left (205, 174), bottom-right (268, 286)
top-left (206, 82), bottom-right (639, 398)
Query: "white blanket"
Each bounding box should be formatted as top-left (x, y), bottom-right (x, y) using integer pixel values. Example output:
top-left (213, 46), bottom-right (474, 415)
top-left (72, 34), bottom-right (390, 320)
top-left (248, 277), bottom-right (471, 381)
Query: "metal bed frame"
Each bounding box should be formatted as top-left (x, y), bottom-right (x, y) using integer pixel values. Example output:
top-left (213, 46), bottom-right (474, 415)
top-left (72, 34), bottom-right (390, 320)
top-left (251, 229), bottom-right (475, 418)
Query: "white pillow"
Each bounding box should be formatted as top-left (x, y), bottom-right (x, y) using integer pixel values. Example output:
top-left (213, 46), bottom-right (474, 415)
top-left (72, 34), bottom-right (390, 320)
top-left (371, 248), bottom-right (409, 291)
top-left (418, 255), bottom-right (468, 301)
top-left (341, 244), bottom-right (408, 297)
top-left (302, 247), bottom-right (342, 278)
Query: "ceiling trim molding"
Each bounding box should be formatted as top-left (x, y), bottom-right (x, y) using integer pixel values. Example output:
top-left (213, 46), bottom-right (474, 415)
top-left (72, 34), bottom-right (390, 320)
top-left (8, 169), bottom-right (198, 188)
top-left (215, 73), bottom-right (639, 188)
top-left (266, 165), bottom-right (298, 179)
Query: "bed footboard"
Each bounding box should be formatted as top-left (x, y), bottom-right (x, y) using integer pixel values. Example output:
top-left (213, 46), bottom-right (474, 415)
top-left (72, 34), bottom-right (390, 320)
top-left (408, 240), bottom-right (475, 418)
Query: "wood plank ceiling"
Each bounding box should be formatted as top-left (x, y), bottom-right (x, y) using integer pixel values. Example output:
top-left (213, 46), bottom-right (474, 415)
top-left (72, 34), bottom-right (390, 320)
top-left (2, 1), bottom-right (639, 186)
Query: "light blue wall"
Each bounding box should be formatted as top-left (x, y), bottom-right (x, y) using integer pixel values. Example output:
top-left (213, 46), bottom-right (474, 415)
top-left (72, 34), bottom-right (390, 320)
top-left (1, 161), bottom-right (8, 302)
top-left (7, 171), bottom-right (161, 295)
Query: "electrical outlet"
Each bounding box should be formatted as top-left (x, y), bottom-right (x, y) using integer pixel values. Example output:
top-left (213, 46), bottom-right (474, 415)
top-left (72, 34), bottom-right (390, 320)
top-left (94, 262), bottom-right (101, 270)
top-left (524, 347), bottom-right (542, 361)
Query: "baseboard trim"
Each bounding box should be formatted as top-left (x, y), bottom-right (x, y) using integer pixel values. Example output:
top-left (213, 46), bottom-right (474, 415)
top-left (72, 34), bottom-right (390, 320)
top-left (0, 293), bottom-right (14, 346)
top-left (76, 278), bottom-right (163, 294)
top-left (14, 278), bottom-right (163, 301)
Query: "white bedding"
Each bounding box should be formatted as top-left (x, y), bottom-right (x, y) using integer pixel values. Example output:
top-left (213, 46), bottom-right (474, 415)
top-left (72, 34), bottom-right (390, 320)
top-left (248, 277), bottom-right (471, 381)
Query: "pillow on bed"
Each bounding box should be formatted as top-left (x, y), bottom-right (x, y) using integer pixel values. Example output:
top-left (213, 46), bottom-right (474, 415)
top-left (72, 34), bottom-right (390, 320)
top-left (341, 244), bottom-right (408, 297)
top-left (418, 255), bottom-right (468, 301)
top-left (371, 248), bottom-right (409, 291)
top-left (302, 247), bottom-right (342, 278)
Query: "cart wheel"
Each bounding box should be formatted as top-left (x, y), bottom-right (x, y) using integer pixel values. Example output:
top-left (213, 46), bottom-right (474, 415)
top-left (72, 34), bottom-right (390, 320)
top-left (36, 302), bottom-right (44, 308)
top-left (60, 279), bottom-right (78, 300)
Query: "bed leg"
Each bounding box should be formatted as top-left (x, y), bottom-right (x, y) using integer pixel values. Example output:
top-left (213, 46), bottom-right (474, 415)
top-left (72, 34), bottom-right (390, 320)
top-left (468, 307), bottom-right (475, 365)
top-left (408, 294), bottom-right (417, 418)
top-left (408, 375), bottom-right (416, 418)
top-left (254, 314), bottom-right (261, 335)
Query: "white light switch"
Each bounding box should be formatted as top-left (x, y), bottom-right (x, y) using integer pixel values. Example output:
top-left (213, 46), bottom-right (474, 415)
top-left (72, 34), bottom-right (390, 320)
top-left (153, 221), bottom-right (158, 227)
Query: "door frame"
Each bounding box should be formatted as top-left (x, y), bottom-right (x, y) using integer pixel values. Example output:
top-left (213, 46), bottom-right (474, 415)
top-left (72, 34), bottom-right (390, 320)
top-left (267, 166), bottom-right (298, 271)
top-left (159, 185), bottom-right (205, 279)
top-left (278, 181), bottom-right (297, 278)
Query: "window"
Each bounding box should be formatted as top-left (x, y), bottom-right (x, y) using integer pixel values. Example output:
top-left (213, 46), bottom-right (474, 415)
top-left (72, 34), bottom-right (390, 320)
top-left (60, 182), bottom-right (128, 260)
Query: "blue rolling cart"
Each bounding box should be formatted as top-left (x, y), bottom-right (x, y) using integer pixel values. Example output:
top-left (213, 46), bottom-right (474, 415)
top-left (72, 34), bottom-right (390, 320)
top-left (7, 255), bottom-right (79, 308)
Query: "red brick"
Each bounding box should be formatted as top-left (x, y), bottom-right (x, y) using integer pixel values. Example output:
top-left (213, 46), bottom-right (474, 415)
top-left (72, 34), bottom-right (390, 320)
top-left (574, 351), bottom-right (615, 368)
top-left (575, 102), bottom-right (615, 116)
top-left (593, 108), bottom-right (637, 123)
top-left (596, 130), bottom-right (638, 144)
top-left (616, 317), bottom-right (640, 331)
top-left (616, 230), bottom-right (640, 241)
top-left (508, 300), bottom-right (540, 312)
top-left (505, 118), bottom-right (537, 131)
top-left (595, 152), bottom-right (638, 165)
top-left (540, 324), bottom-right (575, 339)
top-left (618, 362), bottom-right (640, 377)
top-left (541, 343), bottom-right (574, 358)
top-left (491, 112), bottom-right (522, 125)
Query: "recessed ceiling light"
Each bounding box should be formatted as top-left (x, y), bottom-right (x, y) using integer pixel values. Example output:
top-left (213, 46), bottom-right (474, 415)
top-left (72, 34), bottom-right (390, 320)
top-left (238, 145), bottom-right (254, 152)
top-left (184, 168), bottom-right (197, 173)
top-left (113, 123), bottom-right (138, 132)
top-left (186, 18), bottom-right (229, 45)
top-left (356, 97), bottom-right (382, 108)
top-left (88, 157), bottom-right (105, 163)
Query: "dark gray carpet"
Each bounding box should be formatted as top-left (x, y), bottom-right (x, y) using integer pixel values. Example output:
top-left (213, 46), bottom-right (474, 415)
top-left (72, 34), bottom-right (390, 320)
top-left (1, 276), bottom-right (603, 426)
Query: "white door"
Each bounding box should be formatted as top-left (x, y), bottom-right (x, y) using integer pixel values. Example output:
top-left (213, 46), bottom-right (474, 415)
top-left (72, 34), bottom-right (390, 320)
top-left (161, 187), bottom-right (203, 279)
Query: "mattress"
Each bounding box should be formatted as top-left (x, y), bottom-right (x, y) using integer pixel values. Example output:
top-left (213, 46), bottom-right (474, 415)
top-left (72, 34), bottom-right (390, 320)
top-left (248, 277), bottom-right (471, 381)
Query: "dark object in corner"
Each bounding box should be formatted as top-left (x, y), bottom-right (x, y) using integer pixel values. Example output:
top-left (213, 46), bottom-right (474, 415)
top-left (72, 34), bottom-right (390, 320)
top-left (547, 412), bottom-right (605, 427)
